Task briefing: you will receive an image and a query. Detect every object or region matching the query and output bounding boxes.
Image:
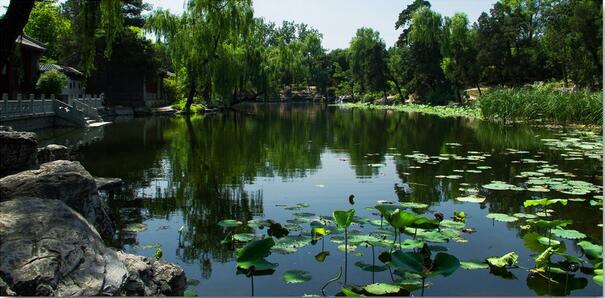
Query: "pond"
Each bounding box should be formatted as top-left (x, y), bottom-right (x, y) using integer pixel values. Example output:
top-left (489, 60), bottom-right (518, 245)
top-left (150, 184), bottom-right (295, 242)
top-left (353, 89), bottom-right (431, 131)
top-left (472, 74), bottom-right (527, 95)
top-left (37, 103), bottom-right (603, 296)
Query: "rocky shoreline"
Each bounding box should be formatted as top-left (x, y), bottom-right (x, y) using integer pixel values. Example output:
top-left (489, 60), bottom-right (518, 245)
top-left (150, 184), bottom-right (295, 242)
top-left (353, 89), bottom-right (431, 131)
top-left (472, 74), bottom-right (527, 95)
top-left (0, 126), bottom-right (187, 296)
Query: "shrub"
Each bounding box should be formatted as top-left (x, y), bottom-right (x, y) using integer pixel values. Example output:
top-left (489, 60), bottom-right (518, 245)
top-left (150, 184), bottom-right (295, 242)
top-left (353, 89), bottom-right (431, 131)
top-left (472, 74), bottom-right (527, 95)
top-left (480, 83), bottom-right (603, 125)
top-left (36, 69), bottom-right (68, 95)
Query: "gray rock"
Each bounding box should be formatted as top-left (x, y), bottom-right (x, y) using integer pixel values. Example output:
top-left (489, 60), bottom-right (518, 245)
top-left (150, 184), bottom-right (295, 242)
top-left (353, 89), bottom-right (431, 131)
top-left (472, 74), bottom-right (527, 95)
top-left (0, 130), bottom-right (38, 177)
top-left (95, 176), bottom-right (123, 193)
top-left (117, 252), bottom-right (187, 296)
top-left (0, 160), bottom-right (114, 239)
top-left (0, 198), bottom-right (128, 296)
top-left (37, 144), bottom-right (71, 164)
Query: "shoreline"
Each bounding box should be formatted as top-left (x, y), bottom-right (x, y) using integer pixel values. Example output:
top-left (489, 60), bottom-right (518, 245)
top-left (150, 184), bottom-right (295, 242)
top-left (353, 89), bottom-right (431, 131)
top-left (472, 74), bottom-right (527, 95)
top-left (337, 102), bottom-right (602, 132)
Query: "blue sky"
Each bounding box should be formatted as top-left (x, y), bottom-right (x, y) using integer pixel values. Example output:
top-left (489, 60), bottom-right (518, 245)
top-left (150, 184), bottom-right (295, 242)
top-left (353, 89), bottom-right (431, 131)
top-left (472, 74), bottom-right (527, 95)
top-left (2, 0), bottom-right (498, 49)
top-left (146, 0), bottom-right (497, 49)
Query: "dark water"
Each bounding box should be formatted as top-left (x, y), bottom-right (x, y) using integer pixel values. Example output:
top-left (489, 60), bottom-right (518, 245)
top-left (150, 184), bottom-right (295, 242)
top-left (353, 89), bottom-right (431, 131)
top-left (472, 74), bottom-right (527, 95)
top-left (37, 103), bottom-right (603, 296)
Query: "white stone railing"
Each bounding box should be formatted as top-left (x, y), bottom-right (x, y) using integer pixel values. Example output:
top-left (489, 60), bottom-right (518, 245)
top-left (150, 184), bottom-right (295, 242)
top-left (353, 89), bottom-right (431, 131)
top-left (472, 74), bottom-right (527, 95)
top-left (0, 93), bottom-right (104, 119)
top-left (0, 94), bottom-right (56, 118)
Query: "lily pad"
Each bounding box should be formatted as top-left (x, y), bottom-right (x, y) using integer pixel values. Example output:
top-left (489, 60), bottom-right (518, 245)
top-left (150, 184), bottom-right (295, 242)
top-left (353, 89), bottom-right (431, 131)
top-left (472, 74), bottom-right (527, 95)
top-left (485, 213), bottom-right (518, 222)
top-left (460, 261), bottom-right (489, 270)
top-left (486, 252), bottom-right (518, 268)
top-left (282, 270), bottom-right (311, 284)
top-left (218, 219), bottom-right (242, 228)
top-left (363, 283), bottom-right (401, 295)
top-left (233, 233), bottom-right (256, 242)
top-left (455, 194), bottom-right (486, 203)
top-left (314, 251), bottom-right (330, 262)
top-left (551, 228), bottom-right (586, 240)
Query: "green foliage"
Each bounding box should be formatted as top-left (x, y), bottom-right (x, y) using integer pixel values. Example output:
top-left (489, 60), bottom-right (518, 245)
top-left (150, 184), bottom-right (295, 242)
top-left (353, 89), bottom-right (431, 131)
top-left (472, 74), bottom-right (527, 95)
top-left (485, 252), bottom-right (519, 268)
top-left (333, 209), bottom-right (355, 228)
top-left (391, 250), bottom-right (460, 278)
top-left (236, 238), bottom-right (278, 271)
top-left (24, 0), bottom-right (71, 60)
top-left (36, 69), bottom-right (68, 95)
top-left (480, 83), bottom-right (603, 125)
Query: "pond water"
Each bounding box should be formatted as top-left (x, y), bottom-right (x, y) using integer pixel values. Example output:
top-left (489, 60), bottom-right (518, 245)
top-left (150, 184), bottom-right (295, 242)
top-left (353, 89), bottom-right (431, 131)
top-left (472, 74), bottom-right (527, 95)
top-left (37, 103), bottom-right (603, 296)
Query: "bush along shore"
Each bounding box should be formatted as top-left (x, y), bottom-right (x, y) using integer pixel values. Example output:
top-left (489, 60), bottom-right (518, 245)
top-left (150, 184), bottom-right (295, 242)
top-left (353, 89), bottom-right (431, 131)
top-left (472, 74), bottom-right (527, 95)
top-left (339, 102), bottom-right (482, 119)
top-left (480, 84), bottom-right (603, 126)
top-left (0, 126), bottom-right (187, 296)
top-left (340, 83), bottom-right (603, 127)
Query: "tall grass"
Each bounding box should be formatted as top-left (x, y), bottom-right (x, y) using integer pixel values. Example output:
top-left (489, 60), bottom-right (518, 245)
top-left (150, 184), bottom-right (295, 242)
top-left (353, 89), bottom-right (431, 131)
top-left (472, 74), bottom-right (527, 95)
top-left (480, 84), bottom-right (603, 125)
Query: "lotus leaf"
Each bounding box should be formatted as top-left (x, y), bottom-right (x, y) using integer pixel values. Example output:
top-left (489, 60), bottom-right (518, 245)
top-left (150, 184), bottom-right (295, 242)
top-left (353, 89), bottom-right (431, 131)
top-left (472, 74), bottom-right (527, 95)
top-left (486, 252), bottom-right (518, 268)
top-left (551, 227), bottom-right (586, 240)
top-left (218, 219), bottom-right (242, 228)
top-left (485, 213), bottom-right (518, 222)
top-left (460, 261), bottom-right (489, 270)
top-left (282, 270), bottom-right (311, 283)
top-left (363, 283), bottom-right (401, 295)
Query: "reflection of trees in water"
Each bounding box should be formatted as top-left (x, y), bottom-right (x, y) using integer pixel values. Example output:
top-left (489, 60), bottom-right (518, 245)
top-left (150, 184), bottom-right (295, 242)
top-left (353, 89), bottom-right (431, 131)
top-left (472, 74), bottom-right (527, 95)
top-left (75, 103), bottom-right (601, 280)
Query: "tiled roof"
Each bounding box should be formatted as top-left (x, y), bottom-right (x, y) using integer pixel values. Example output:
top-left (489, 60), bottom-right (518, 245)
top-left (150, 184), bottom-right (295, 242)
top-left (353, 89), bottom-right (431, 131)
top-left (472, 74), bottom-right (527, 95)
top-left (15, 35), bottom-right (46, 52)
top-left (39, 64), bottom-right (84, 78)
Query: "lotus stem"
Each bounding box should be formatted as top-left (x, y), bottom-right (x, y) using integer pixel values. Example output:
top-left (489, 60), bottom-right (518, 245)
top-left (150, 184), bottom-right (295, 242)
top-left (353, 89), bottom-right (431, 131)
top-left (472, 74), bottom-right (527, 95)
top-left (344, 227), bottom-right (348, 285)
top-left (421, 277), bottom-right (426, 296)
top-left (320, 266), bottom-right (342, 296)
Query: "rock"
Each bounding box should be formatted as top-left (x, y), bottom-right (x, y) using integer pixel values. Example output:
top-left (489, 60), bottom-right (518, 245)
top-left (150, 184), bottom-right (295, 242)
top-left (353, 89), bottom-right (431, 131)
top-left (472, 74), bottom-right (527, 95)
top-left (0, 198), bottom-right (128, 296)
top-left (0, 160), bottom-right (114, 239)
top-left (0, 126), bottom-right (13, 131)
top-left (0, 130), bottom-right (38, 177)
top-left (117, 252), bottom-right (187, 296)
top-left (95, 176), bottom-right (123, 193)
top-left (37, 144), bottom-right (71, 164)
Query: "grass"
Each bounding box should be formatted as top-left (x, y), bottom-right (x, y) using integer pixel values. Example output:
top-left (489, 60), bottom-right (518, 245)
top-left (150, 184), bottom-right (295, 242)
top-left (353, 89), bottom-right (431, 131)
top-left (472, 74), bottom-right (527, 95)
top-left (339, 102), bottom-right (482, 119)
top-left (171, 98), bottom-right (207, 113)
top-left (480, 84), bottom-right (603, 125)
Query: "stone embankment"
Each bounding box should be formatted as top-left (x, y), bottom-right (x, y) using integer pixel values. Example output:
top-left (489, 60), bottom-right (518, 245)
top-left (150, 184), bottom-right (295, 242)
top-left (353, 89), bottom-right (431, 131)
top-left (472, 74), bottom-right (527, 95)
top-left (0, 126), bottom-right (186, 296)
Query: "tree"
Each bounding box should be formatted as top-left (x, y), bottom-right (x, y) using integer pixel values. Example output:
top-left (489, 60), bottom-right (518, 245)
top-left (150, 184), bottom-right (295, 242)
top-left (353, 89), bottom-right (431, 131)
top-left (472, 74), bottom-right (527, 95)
top-left (406, 7), bottom-right (449, 104)
top-left (36, 69), bottom-right (68, 95)
top-left (441, 13), bottom-right (481, 101)
top-left (395, 0), bottom-right (431, 46)
top-left (387, 46), bottom-right (411, 102)
top-left (542, 0), bottom-right (602, 89)
top-left (23, 0), bottom-right (71, 60)
top-left (349, 28), bottom-right (388, 98)
top-left (0, 0), bottom-right (37, 72)
top-left (147, 0), bottom-right (253, 112)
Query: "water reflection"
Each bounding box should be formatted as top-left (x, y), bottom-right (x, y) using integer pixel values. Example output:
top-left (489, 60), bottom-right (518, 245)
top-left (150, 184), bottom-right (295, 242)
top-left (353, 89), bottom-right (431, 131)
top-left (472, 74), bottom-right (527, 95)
top-left (41, 103), bottom-right (601, 296)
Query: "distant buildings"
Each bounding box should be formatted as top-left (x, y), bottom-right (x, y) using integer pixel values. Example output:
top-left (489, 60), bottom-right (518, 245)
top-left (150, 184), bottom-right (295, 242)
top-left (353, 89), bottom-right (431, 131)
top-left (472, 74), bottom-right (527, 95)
top-left (39, 64), bottom-right (85, 98)
top-left (0, 35), bottom-right (46, 96)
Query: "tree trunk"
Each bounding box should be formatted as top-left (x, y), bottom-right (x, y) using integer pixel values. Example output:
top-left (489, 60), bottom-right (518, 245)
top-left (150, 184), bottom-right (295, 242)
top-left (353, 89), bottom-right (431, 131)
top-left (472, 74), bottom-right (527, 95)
top-left (392, 79), bottom-right (404, 104)
top-left (185, 84), bottom-right (196, 113)
top-left (475, 83), bottom-right (482, 96)
top-left (0, 0), bottom-right (36, 71)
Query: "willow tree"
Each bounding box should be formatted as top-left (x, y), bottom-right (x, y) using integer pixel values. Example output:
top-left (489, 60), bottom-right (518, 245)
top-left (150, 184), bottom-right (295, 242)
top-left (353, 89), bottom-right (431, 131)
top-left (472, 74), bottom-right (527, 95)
top-left (407, 6), bottom-right (448, 103)
top-left (146, 0), bottom-right (253, 112)
top-left (349, 28), bottom-right (388, 97)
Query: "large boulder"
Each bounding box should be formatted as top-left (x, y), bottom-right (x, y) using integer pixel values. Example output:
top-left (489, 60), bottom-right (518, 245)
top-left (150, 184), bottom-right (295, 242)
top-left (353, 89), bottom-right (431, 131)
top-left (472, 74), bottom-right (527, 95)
top-left (0, 129), bottom-right (39, 177)
top-left (0, 160), bottom-right (114, 239)
top-left (0, 198), bottom-right (128, 296)
top-left (37, 144), bottom-right (71, 164)
top-left (117, 252), bottom-right (187, 296)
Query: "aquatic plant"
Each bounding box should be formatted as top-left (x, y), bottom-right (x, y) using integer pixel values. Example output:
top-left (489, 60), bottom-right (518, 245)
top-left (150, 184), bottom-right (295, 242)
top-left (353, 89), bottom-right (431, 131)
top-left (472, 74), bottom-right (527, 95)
top-left (333, 209), bottom-right (355, 284)
top-left (480, 84), bottom-right (603, 125)
top-left (390, 244), bottom-right (460, 296)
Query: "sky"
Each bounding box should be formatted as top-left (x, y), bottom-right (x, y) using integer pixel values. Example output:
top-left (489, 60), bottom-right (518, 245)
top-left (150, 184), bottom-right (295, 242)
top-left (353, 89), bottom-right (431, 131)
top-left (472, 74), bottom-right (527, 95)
top-left (1, 0), bottom-right (498, 50)
top-left (146, 0), bottom-right (497, 49)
